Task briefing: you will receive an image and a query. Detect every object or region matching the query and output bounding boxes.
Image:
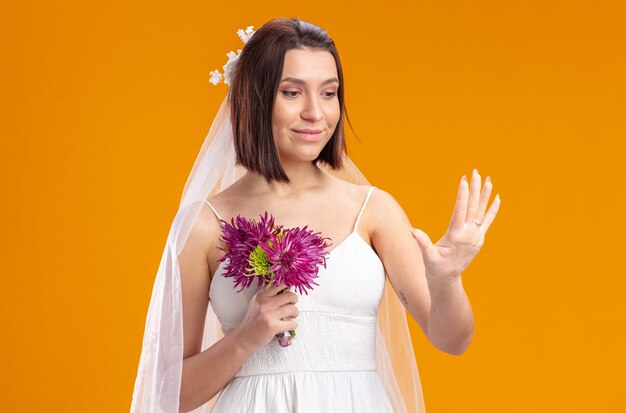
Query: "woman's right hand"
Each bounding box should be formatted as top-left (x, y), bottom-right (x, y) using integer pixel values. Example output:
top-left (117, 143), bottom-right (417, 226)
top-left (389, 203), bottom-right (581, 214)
top-left (233, 282), bottom-right (300, 353)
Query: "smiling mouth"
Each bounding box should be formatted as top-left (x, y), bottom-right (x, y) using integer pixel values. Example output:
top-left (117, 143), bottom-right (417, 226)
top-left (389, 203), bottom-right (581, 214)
top-left (293, 129), bottom-right (324, 141)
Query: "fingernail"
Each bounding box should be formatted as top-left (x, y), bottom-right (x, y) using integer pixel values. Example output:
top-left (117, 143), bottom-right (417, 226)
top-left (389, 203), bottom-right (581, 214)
top-left (462, 175), bottom-right (467, 182)
top-left (473, 168), bottom-right (478, 175)
top-left (486, 176), bottom-right (491, 183)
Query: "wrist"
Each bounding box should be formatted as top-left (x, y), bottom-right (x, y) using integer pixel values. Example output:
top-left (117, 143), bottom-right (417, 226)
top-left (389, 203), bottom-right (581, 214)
top-left (229, 326), bottom-right (255, 356)
top-left (426, 272), bottom-right (462, 285)
top-left (426, 272), bottom-right (463, 295)
top-left (427, 274), bottom-right (465, 318)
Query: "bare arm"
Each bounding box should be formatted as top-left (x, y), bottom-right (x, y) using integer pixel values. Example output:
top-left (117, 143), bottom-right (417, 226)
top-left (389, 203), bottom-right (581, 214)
top-left (368, 189), bottom-right (431, 334)
top-left (424, 274), bottom-right (474, 356)
top-left (369, 189), bottom-right (474, 355)
top-left (177, 204), bottom-right (252, 412)
top-left (179, 328), bottom-right (253, 412)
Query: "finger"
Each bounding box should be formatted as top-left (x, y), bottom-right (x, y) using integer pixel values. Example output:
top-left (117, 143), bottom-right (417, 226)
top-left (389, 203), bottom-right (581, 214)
top-left (465, 169), bottom-right (481, 224)
top-left (262, 280), bottom-right (288, 296)
top-left (449, 175), bottom-right (469, 230)
top-left (279, 316), bottom-right (298, 332)
top-left (412, 228), bottom-right (434, 257)
top-left (275, 303), bottom-right (299, 320)
top-left (476, 176), bottom-right (493, 222)
top-left (479, 194), bottom-right (501, 232)
top-left (273, 290), bottom-right (298, 308)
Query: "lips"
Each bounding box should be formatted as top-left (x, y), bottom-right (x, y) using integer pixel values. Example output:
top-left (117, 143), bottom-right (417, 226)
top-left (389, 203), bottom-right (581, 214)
top-left (293, 129), bottom-right (324, 141)
top-left (294, 129), bottom-right (323, 133)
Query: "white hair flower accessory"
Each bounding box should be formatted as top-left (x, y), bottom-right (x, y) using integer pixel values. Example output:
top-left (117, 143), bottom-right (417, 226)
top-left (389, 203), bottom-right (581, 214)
top-left (209, 25), bottom-right (255, 86)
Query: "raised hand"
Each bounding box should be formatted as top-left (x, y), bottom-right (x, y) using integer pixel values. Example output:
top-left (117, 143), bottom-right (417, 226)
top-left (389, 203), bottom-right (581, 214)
top-left (411, 168), bottom-right (501, 280)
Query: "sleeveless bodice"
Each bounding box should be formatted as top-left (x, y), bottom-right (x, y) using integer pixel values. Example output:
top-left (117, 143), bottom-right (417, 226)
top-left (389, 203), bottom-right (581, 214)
top-left (209, 231), bottom-right (385, 331)
top-left (204, 186), bottom-right (394, 412)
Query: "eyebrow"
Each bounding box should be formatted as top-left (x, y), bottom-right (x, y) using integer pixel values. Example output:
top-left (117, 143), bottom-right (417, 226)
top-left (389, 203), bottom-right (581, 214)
top-left (280, 77), bottom-right (339, 85)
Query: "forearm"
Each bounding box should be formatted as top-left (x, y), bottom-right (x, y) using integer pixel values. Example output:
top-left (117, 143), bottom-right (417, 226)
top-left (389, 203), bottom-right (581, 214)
top-left (426, 274), bottom-right (474, 355)
top-left (179, 327), bottom-right (253, 412)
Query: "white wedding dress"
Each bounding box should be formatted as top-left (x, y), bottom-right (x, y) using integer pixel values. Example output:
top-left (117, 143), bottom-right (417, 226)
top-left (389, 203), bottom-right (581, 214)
top-left (204, 186), bottom-right (393, 412)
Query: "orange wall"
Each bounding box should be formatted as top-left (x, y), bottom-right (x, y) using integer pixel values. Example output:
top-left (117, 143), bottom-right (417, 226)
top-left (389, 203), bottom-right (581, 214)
top-left (2, 1), bottom-right (625, 411)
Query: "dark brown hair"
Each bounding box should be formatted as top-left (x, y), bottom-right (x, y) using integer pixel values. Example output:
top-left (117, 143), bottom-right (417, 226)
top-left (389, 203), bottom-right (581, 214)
top-left (228, 18), bottom-right (352, 184)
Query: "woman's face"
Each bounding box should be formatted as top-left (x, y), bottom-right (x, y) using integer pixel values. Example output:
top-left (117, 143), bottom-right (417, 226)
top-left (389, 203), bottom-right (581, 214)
top-left (272, 47), bottom-right (341, 163)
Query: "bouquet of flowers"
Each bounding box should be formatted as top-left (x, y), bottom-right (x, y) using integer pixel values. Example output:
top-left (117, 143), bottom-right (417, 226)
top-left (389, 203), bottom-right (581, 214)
top-left (216, 211), bottom-right (332, 347)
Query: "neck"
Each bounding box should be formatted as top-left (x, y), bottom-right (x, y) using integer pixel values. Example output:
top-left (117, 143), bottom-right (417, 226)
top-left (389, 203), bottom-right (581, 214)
top-left (243, 159), bottom-right (327, 199)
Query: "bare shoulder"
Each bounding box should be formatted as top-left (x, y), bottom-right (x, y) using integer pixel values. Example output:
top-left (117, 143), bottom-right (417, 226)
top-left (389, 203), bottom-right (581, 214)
top-left (184, 201), bottom-right (221, 271)
top-left (368, 186), bottom-right (400, 210)
top-left (193, 200), bottom-right (222, 240)
top-left (367, 186), bottom-right (418, 264)
top-left (366, 187), bottom-right (410, 238)
top-left (202, 194), bottom-right (233, 277)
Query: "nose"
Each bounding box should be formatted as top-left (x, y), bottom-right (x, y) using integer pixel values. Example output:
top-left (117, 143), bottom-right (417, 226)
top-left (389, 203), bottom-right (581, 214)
top-left (300, 94), bottom-right (323, 122)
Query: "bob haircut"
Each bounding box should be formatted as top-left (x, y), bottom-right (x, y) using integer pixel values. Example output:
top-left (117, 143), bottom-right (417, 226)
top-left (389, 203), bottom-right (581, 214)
top-left (228, 18), bottom-right (351, 184)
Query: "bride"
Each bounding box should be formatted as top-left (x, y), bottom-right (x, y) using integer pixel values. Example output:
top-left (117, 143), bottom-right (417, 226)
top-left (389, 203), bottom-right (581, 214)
top-left (131, 18), bottom-right (500, 413)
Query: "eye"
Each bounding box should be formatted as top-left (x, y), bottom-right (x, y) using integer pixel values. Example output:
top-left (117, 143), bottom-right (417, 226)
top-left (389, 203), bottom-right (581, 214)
top-left (324, 91), bottom-right (338, 97)
top-left (280, 90), bottom-right (300, 98)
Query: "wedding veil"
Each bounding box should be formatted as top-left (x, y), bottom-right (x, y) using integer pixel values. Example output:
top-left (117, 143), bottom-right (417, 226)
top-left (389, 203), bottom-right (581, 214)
top-left (130, 21), bottom-right (425, 413)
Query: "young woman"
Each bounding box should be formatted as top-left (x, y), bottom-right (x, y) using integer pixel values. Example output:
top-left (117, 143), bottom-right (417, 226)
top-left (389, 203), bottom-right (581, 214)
top-left (131, 18), bottom-right (500, 413)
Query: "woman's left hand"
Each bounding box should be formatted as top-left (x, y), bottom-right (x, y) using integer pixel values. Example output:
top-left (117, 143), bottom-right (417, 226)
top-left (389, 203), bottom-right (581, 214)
top-left (411, 168), bottom-right (501, 280)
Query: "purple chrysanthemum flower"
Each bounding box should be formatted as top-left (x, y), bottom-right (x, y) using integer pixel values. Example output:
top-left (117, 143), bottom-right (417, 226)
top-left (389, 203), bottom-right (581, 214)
top-left (217, 212), bottom-right (331, 296)
top-left (261, 225), bottom-right (330, 295)
top-left (216, 211), bottom-right (284, 292)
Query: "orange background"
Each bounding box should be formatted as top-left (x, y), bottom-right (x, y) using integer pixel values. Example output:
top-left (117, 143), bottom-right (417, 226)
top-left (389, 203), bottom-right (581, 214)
top-left (2, 1), bottom-right (625, 411)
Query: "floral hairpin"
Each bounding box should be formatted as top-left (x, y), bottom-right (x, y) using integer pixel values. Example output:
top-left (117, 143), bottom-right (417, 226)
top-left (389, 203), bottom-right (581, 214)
top-left (209, 26), bottom-right (256, 86)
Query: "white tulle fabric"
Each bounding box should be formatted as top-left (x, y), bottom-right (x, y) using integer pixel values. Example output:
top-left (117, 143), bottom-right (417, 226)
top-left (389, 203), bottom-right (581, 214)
top-left (130, 95), bottom-right (426, 412)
